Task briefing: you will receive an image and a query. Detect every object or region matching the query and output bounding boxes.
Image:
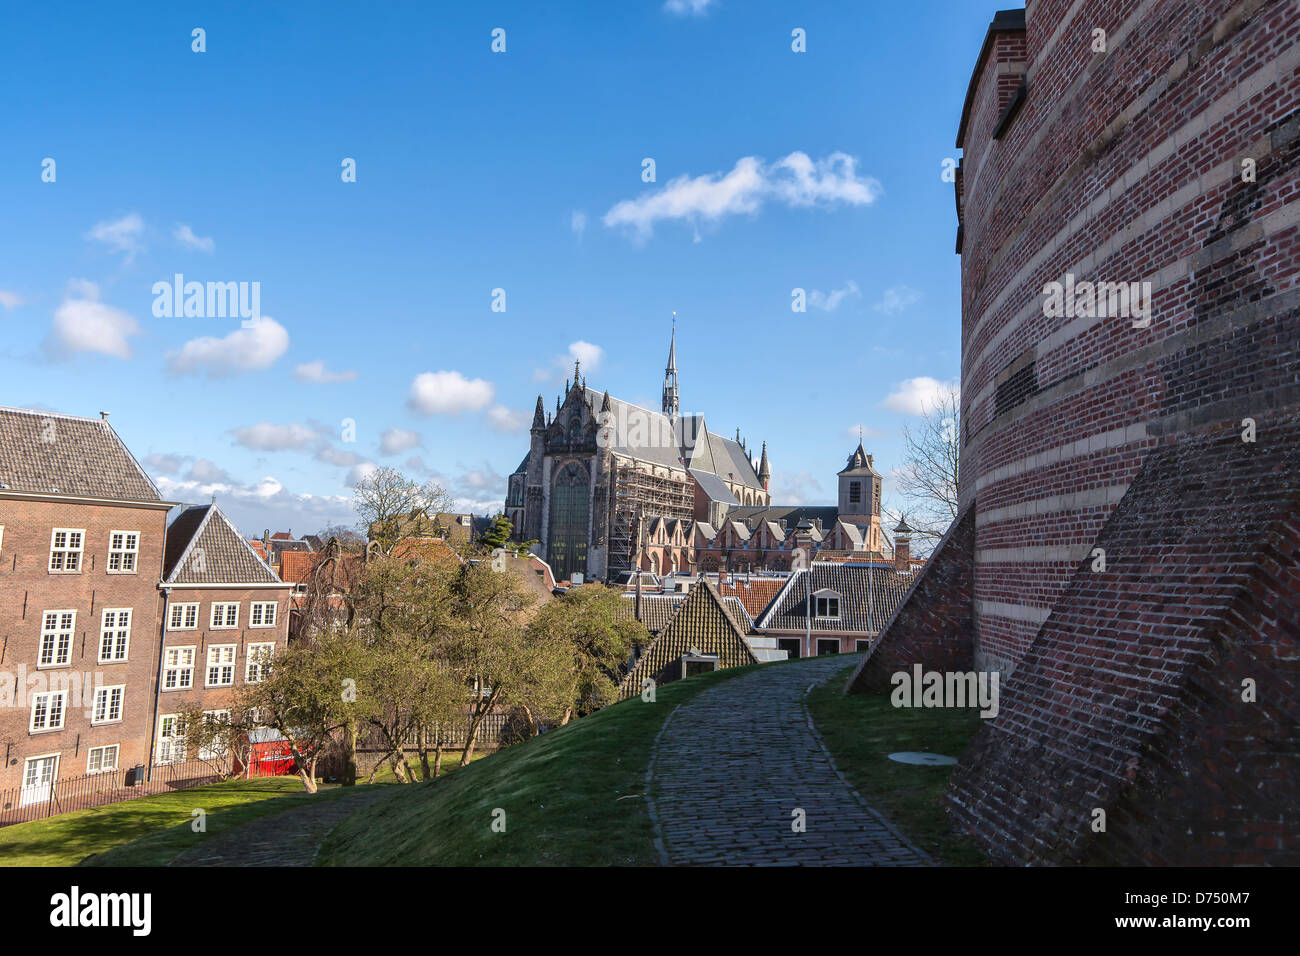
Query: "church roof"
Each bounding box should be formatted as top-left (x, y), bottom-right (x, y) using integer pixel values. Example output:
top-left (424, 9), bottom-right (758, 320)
top-left (690, 468), bottom-right (739, 505)
top-left (839, 441), bottom-right (880, 477)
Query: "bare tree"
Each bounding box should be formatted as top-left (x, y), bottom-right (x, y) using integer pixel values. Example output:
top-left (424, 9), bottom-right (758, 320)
top-left (351, 466), bottom-right (453, 554)
top-left (891, 386), bottom-right (960, 546)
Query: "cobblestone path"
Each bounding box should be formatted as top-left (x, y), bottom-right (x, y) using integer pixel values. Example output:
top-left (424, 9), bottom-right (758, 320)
top-left (647, 655), bottom-right (930, 866)
top-left (169, 787), bottom-right (389, 867)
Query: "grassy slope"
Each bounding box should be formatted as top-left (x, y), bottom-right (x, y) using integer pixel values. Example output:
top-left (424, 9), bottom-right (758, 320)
top-left (0, 778), bottom-right (350, 867)
top-left (806, 662), bottom-right (989, 866)
top-left (317, 663), bottom-right (764, 866)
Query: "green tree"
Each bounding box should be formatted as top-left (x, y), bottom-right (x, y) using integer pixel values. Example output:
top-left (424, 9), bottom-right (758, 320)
top-left (477, 513), bottom-right (513, 550)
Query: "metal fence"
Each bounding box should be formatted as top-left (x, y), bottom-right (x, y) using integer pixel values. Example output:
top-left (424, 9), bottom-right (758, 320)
top-left (0, 757), bottom-right (238, 828)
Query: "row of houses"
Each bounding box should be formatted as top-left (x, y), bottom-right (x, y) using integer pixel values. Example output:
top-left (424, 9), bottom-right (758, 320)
top-left (0, 406), bottom-right (292, 802)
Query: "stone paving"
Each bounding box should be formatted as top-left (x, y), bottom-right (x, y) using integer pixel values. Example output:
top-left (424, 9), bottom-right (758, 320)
top-left (648, 655), bottom-right (931, 866)
top-left (168, 787), bottom-right (389, 867)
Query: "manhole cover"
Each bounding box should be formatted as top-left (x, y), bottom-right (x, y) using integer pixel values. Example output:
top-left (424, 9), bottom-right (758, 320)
top-left (888, 751), bottom-right (958, 766)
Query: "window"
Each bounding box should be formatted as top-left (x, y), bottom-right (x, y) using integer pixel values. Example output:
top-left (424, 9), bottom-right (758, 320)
top-left (207, 645), bottom-right (236, 686)
top-left (92, 685), bottom-right (124, 724)
top-left (246, 643), bottom-right (275, 683)
top-left (20, 755), bottom-right (59, 807)
top-left (249, 602), bottom-right (277, 628)
top-left (163, 646), bottom-right (195, 689)
top-left (817, 639), bottom-right (841, 656)
top-left (48, 528), bottom-right (84, 572)
top-left (106, 530), bottom-right (139, 572)
top-left (30, 690), bottom-right (67, 731)
top-left (157, 714), bottom-right (187, 763)
top-left (87, 745), bottom-right (119, 774)
top-left (39, 610), bottom-right (75, 667)
top-left (199, 710), bottom-right (231, 759)
top-left (849, 481), bottom-right (861, 505)
top-left (98, 608), bottom-right (131, 662)
top-left (169, 602), bottom-right (199, 630)
top-left (815, 596), bottom-right (840, 619)
top-left (855, 640), bottom-right (870, 653)
top-left (210, 603), bottom-right (239, 629)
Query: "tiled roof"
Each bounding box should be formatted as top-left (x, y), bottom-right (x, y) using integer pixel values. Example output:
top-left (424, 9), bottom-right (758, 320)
top-left (757, 563), bottom-right (914, 633)
top-left (717, 577), bottom-right (787, 620)
top-left (618, 593), bottom-right (685, 634)
top-left (163, 504), bottom-right (283, 585)
top-left (248, 539), bottom-right (268, 560)
top-left (727, 505), bottom-right (840, 532)
top-left (618, 580), bottom-right (757, 698)
top-left (0, 406), bottom-right (163, 502)
top-left (278, 549), bottom-right (318, 583)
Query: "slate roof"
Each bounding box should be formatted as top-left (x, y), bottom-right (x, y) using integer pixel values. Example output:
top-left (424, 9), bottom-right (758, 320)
top-left (727, 505), bottom-right (841, 532)
top-left (757, 563), bottom-right (914, 633)
top-left (0, 406), bottom-right (163, 502)
top-left (690, 468), bottom-right (739, 505)
top-left (163, 504), bottom-right (284, 585)
top-left (618, 580), bottom-right (758, 699)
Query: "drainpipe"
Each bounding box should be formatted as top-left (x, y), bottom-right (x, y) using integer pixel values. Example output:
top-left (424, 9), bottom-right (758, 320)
top-left (148, 587), bottom-right (171, 784)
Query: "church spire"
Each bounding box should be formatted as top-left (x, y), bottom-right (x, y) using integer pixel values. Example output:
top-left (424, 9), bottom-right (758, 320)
top-left (532, 395), bottom-right (545, 430)
top-left (758, 440), bottom-right (771, 490)
top-left (661, 313), bottom-right (680, 419)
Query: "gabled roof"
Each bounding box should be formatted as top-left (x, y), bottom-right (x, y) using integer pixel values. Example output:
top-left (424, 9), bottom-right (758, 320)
top-left (0, 406), bottom-right (165, 502)
top-left (618, 580), bottom-right (758, 698)
top-left (619, 592), bottom-right (686, 635)
top-left (690, 468), bottom-right (739, 505)
top-left (757, 563), bottom-right (913, 633)
top-left (838, 441), bottom-right (880, 477)
top-left (717, 577), bottom-right (787, 620)
top-left (727, 505), bottom-right (840, 532)
top-left (694, 521), bottom-right (717, 541)
top-left (164, 504), bottom-right (284, 586)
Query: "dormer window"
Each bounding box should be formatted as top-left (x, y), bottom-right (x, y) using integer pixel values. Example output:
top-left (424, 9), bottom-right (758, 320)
top-left (813, 589), bottom-right (841, 619)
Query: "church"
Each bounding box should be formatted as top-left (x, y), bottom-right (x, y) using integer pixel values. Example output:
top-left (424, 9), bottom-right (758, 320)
top-left (505, 328), bottom-right (772, 581)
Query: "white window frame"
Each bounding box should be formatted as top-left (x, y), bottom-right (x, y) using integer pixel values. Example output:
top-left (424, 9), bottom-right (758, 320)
top-left (87, 744), bottom-right (119, 774)
top-left (206, 644), bottom-right (237, 687)
top-left (91, 685), bottom-right (124, 725)
top-left (98, 608), bottom-right (131, 663)
top-left (199, 710), bottom-right (231, 759)
top-left (38, 609), bottom-right (76, 667)
top-left (246, 642), bottom-right (275, 683)
top-left (814, 592), bottom-right (841, 620)
top-left (29, 689), bottom-right (68, 732)
top-left (210, 602), bottom-right (239, 629)
top-left (106, 530), bottom-right (139, 573)
top-left (48, 528), bottom-right (84, 572)
top-left (168, 602), bottom-right (199, 630)
top-left (20, 753), bottom-right (59, 807)
top-left (157, 714), bottom-right (187, 764)
top-left (249, 601), bottom-right (277, 628)
top-left (162, 645), bottom-right (195, 690)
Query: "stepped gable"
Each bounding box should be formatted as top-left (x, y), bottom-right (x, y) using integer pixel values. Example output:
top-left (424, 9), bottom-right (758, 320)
top-left (618, 579), bottom-right (757, 699)
top-left (947, 417), bottom-right (1300, 865)
top-left (845, 504), bottom-right (976, 694)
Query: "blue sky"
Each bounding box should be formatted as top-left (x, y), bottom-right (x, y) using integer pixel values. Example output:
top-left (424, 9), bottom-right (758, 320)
top-left (1, 0), bottom-right (997, 536)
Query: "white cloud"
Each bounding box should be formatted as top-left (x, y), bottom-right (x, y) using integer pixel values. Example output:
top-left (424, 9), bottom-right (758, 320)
top-left (534, 340), bottom-right (604, 382)
top-left (770, 471), bottom-right (823, 507)
top-left (664, 0), bottom-right (715, 15)
top-left (153, 472), bottom-right (355, 538)
top-left (604, 151), bottom-right (880, 240)
top-left (85, 212), bottom-right (145, 262)
top-left (295, 359), bottom-right (358, 384)
top-left (173, 223), bottom-right (215, 253)
top-left (408, 370), bottom-right (495, 416)
top-left (47, 282), bottom-right (140, 359)
top-left (315, 445), bottom-right (362, 467)
top-left (809, 280), bottom-right (860, 312)
top-left (346, 462), bottom-right (379, 488)
top-left (874, 285), bottom-right (922, 315)
top-left (486, 404), bottom-right (529, 432)
top-left (187, 458), bottom-right (232, 484)
top-left (166, 317), bottom-right (290, 377)
top-left (230, 421), bottom-right (319, 452)
top-left (0, 290), bottom-right (23, 310)
top-left (882, 377), bottom-right (959, 416)
top-left (570, 210), bottom-right (587, 240)
top-left (143, 452), bottom-right (186, 475)
top-left (458, 466), bottom-right (506, 494)
top-left (379, 427), bottom-right (422, 455)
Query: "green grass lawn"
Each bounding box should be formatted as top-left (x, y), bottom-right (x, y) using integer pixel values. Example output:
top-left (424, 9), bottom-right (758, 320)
top-left (0, 777), bottom-right (353, 867)
top-left (805, 661), bottom-right (989, 866)
top-left (317, 663), bottom-right (766, 866)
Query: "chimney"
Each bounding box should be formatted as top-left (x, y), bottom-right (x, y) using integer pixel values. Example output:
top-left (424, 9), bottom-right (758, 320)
top-left (893, 517), bottom-right (913, 573)
top-left (99, 411), bottom-right (110, 420)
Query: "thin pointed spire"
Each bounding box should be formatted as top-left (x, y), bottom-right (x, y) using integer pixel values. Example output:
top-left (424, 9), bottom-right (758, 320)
top-left (532, 395), bottom-right (545, 429)
top-left (662, 314), bottom-right (680, 419)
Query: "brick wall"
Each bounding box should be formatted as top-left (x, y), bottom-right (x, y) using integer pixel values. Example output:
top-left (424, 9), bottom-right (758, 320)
top-left (844, 504), bottom-right (975, 695)
top-left (0, 497), bottom-right (170, 789)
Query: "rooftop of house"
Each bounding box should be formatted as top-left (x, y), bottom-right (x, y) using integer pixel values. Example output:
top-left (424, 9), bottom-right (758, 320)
top-left (0, 405), bottom-right (165, 503)
top-left (756, 562), bottom-right (916, 633)
top-left (164, 504), bottom-right (284, 586)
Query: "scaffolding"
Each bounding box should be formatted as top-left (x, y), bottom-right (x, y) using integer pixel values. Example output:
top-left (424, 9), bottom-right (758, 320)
top-left (607, 459), bottom-right (694, 576)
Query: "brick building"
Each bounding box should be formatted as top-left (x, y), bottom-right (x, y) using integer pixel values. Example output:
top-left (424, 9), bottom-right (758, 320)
top-left (0, 408), bottom-right (174, 796)
top-left (156, 504), bottom-right (293, 765)
top-left (851, 1), bottom-right (1299, 864)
